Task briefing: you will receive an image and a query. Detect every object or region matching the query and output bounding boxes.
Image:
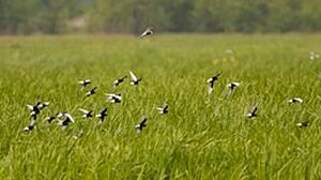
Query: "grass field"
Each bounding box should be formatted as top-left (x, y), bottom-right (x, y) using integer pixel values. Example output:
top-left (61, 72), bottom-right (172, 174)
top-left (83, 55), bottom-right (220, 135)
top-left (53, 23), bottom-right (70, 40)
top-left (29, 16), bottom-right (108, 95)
top-left (1, 34), bottom-right (321, 179)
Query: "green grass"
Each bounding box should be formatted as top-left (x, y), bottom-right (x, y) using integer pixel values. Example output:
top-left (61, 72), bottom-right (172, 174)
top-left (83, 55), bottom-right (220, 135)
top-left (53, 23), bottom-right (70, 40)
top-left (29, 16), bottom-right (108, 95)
top-left (1, 34), bottom-right (321, 179)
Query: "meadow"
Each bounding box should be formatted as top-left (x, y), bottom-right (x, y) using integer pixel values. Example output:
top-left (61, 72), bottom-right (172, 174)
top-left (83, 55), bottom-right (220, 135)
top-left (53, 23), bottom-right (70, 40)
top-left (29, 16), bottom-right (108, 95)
top-left (0, 34), bottom-right (321, 179)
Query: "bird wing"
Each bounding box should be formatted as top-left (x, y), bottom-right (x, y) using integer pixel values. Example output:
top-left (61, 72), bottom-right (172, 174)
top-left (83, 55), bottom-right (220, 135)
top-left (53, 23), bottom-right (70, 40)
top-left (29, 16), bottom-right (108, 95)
top-left (129, 71), bottom-right (138, 81)
top-left (79, 108), bottom-right (89, 114)
top-left (65, 113), bottom-right (75, 123)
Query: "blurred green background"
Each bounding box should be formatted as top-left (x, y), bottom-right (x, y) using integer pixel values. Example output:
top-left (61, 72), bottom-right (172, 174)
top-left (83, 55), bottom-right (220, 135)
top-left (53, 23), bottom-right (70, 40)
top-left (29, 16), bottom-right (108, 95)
top-left (1, 0), bottom-right (321, 35)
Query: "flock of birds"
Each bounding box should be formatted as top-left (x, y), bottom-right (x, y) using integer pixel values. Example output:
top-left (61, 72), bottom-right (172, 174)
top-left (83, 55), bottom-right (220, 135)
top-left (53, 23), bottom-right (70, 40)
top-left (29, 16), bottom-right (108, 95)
top-left (23, 27), bottom-right (319, 134)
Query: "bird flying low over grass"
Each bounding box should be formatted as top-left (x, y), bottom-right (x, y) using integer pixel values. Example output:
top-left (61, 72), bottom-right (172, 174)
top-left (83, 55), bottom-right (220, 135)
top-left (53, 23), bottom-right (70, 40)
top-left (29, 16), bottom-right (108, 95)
top-left (113, 75), bottom-right (127, 88)
top-left (45, 115), bottom-right (56, 123)
top-left (96, 108), bottom-right (108, 124)
top-left (26, 101), bottom-right (49, 120)
top-left (79, 108), bottom-right (93, 119)
top-left (106, 93), bottom-right (122, 103)
top-left (85, 87), bottom-right (97, 97)
top-left (296, 121), bottom-right (309, 128)
top-left (246, 104), bottom-right (258, 119)
top-left (57, 112), bottom-right (75, 129)
top-left (156, 103), bottom-right (169, 115)
top-left (288, 97), bottom-right (303, 104)
top-left (129, 71), bottom-right (142, 86)
top-left (79, 79), bottom-right (91, 89)
top-left (140, 28), bottom-right (153, 38)
top-left (226, 82), bottom-right (240, 96)
top-left (207, 73), bottom-right (221, 94)
top-left (135, 116), bottom-right (147, 133)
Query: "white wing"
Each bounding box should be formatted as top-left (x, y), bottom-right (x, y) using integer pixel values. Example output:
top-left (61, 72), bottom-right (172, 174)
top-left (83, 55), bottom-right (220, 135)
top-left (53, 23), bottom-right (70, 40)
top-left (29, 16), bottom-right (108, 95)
top-left (65, 113), bottom-right (75, 123)
top-left (79, 108), bottom-right (89, 114)
top-left (129, 71), bottom-right (138, 82)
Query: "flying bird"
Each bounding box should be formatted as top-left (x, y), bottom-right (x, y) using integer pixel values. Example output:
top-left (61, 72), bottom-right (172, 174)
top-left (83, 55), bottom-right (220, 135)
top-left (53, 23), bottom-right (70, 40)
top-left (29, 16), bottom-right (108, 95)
top-left (140, 28), bottom-right (153, 38)
top-left (207, 73), bottom-right (221, 94)
top-left (23, 119), bottom-right (36, 132)
top-left (26, 101), bottom-right (49, 119)
top-left (156, 103), bottom-right (169, 114)
top-left (129, 71), bottom-right (142, 86)
top-left (246, 105), bottom-right (258, 119)
top-left (79, 79), bottom-right (91, 89)
top-left (288, 97), bottom-right (303, 104)
top-left (45, 115), bottom-right (56, 123)
top-left (106, 93), bottom-right (122, 103)
top-left (86, 87), bottom-right (97, 97)
top-left (79, 108), bottom-right (93, 119)
top-left (113, 75), bottom-right (127, 88)
top-left (57, 112), bottom-right (75, 129)
top-left (296, 121), bottom-right (309, 128)
top-left (226, 82), bottom-right (240, 96)
top-left (135, 116), bottom-right (148, 133)
top-left (96, 108), bottom-right (108, 123)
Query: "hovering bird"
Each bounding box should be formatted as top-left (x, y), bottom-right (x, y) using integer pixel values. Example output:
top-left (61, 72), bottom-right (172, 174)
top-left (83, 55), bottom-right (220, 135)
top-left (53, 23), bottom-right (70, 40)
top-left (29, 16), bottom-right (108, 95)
top-left (135, 116), bottom-right (147, 133)
top-left (79, 79), bottom-right (91, 89)
top-left (156, 103), bottom-right (169, 115)
top-left (96, 108), bottom-right (108, 123)
top-left (129, 71), bottom-right (142, 86)
top-left (106, 93), bottom-right (122, 103)
top-left (113, 75), bottom-right (127, 88)
top-left (226, 82), bottom-right (240, 96)
top-left (207, 73), bottom-right (221, 94)
top-left (140, 28), bottom-right (153, 38)
top-left (45, 115), bottom-right (56, 123)
top-left (296, 121), bottom-right (309, 128)
top-left (288, 97), bottom-right (303, 104)
top-left (23, 119), bottom-right (36, 132)
top-left (246, 105), bottom-right (258, 119)
top-left (26, 101), bottom-right (49, 119)
top-left (79, 108), bottom-right (93, 119)
top-left (86, 87), bottom-right (97, 97)
top-left (57, 112), bottom-right (75, 129)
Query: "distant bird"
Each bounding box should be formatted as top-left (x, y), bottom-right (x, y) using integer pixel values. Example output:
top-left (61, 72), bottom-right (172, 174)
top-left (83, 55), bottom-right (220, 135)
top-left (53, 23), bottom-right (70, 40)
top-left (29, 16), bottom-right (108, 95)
top-left (26, 101), bottom-right (49, 119)
top-left (296, 121), bottom-right (309, 128)
top-left (310, 52), bottom-right (320, 60)
top-left (226, 82), bottom-right (240, 96)
top-left (106, 93), bottom-right (122, 103)
top-left (57, 112), bottom-right (75, 129)
top-left (79, 79), bottom-right (91, 89)
top-left (86, 87), bottom-right (97, 97)
top-left (23, 119), bottom-right (36, 132)
top-left (246, 105), bottom-right (258, 119)
top-left (207, 73), bottom-right (221, 94)
top-left (135, 116), bottom-right (147, 133)
top-left (79, 108), bottom-right (93, 119)
top-left (129, 71), bottom-right (142, 86)
top-left (288, 97), bottom-right (303, 104)
top-left (45, 115), bottom-right (56, 123)
top-left (140, 28), bottom-right (153, 38)
top-left (156, 103), bottom-right (169, 114)
top-left (96, 108), bottom-right (108, 123)
top-left (113, 75), bottom-right (127, 88)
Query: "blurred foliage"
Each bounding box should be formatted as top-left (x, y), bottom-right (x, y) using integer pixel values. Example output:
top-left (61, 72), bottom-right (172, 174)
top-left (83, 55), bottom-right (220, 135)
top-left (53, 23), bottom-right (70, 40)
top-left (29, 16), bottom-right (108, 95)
top-left (0, 0), bottom-right (321, 34)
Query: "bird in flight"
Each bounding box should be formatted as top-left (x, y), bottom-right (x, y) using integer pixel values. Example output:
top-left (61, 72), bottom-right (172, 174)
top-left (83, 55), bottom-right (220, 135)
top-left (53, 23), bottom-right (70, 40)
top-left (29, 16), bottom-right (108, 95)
top-left (246, 104), bottom-right (258, 119)
top-left (140, 28), bottom-right (153, 38)
top-left (135, 115), bottom-right (147, 133)
top-left (113, 75), bottom-right (127, 88)
top-left (106, 93), bottom-right (122, 103)
top-left (86, 87), bottom-right (97, 97)
top-left (207, 73), bottom-right (221, 94)
top-left (79, 108), bottom-right (93, 119)
top-left (288, 97), bottom-right (303, 104)
top-left (96, 108), bottom-right (108, 124)
top-left (156, 103), bottom-right (169, 115)
top-left (57, 112), bottom-right (75, 129)
top-left (129, 71), bottom-right (142, 86)
top-left (79, 79), bottom-right (91, 89)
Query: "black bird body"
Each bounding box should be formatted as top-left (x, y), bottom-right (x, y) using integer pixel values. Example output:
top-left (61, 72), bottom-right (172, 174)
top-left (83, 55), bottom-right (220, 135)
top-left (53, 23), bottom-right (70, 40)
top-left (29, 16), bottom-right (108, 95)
top-left (129, 71), bottom-right (142, 86)
top-left (96, 108), bottom-right (108, 123)
top-left (207, 73), bottom-right (221, 94)
top-left (135, 116), bottom-right (147, 133)
top-left (113, 76), bottom-right (127, 88)
top-left (157, 104), bottom-right (169, 114)
top-left (79, 108), bottom-right (93, 119)
top-left (79, 79), bottom-right (91, 88)
top-left (247, 105), bottom-right (258, 119)
top-left (86, 87), bottom-right (97, 97)
top-left (106, 93), bottom-right (122, 103)
top-left (140, 28), bottom-right (153, 38)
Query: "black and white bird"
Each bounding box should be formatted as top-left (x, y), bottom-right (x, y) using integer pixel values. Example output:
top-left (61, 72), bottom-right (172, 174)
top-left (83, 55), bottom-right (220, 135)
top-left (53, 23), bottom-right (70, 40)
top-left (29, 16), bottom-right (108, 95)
top-left (79, 79), bottom-right (91, 89)
top-left (135, 116), bottom-right (147, 133)
top-left (288, 97), bottom-right (303, 104)
top-left (86, 87), bottom-right (97, 97)
top-left (23, 119), bottom-right (36, 132)
top-left (140, 28), bottom-right (153, 38)
top-left (38, 102), bottom-right (50, 110)
top-left (96, 108), bottom-right (108, 123)
top-left (296, 121), bottom-right (309, 128)
top-left (57, 112), bottom-right (75, 129)
top-left (227, 82), bottom-right (240, 95)
top-left (113, 75), bottom-right (127, 88)
top-left (106, 93), bottom-right (122, 103)
top-left (207, 73), bottom-right (221, 94)
top-left (129, 71), bottom-right (142, 86)
top-left (45, 115), bottom-right (56, 123)
top-left (79, 108), bottom-right (93, 119)
top-left (246, 105), bottom-right (258, 119)
top-left (26, 101), bottom-right (49, 119)
top-left (156, 103), bottom-right (169, 115)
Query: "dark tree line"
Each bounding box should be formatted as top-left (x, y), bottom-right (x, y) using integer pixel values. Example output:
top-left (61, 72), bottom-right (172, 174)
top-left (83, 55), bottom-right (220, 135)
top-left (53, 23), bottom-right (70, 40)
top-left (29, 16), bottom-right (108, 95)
top-left (1, 0), bottom-right (321, 34)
